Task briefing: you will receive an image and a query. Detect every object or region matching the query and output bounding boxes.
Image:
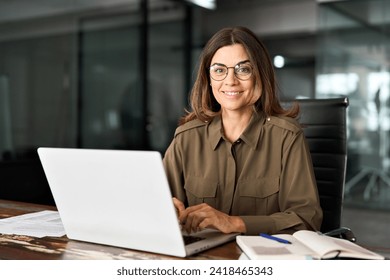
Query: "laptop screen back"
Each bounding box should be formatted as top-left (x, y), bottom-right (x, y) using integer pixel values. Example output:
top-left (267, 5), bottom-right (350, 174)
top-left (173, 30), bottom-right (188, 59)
top-left (38, 148), bottom-right (187, 257)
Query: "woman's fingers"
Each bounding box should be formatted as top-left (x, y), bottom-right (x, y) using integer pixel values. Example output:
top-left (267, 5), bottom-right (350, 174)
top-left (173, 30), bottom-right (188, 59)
top-left (173, 201), bottom-right (246, 234)
top-left (172, 197), bottom-right (185, 215)
top-left (181, 203), bottom-right (218, 233)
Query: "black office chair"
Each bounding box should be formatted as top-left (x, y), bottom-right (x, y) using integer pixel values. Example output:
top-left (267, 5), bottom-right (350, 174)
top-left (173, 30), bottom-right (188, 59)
top-left (286, 97), bottom-right (355, 241)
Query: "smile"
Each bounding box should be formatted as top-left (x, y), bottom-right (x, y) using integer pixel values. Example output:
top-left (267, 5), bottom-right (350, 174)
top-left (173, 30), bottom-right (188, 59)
top-left (223, 91), bottom-right (241, 96)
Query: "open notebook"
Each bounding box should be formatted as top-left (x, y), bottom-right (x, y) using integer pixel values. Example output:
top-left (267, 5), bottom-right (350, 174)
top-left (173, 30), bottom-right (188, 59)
top-left (37, 147), bottom-right (238, 257)
top-left (237, 230), bottom-right (384, 260)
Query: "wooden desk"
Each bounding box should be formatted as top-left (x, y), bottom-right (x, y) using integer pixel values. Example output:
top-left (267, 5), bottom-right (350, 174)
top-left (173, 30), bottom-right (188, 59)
top-left (0, 199), bottom-right (242, 260)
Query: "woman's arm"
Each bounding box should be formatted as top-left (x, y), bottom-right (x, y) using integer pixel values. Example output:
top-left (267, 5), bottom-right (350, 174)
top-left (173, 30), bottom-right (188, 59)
top-left (173, 197), bottom-right (246, 234)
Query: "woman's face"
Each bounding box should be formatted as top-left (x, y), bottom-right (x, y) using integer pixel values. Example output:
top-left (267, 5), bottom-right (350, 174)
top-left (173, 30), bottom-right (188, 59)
top-left (209, 44), bottom-right (261, 115)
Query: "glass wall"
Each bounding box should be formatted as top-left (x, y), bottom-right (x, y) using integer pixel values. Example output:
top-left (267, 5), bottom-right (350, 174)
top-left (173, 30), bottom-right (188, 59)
top-left (317, 0), bottom-right (390, 210)
top-left (0, 0), bottom-right (187, 204)
top-left (80, 15), bottom-right (144, 150)
top-left (0, 19), bottom-right (80, 204)
top-left (0, 34), bottom-right (78, 155)
top-left (80, 5), bottom-right (185, 152)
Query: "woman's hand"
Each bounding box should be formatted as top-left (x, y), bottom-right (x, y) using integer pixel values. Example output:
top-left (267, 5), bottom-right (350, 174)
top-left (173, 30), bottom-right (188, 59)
top-left (172, 198), bottom-right (246, 234)
top-left (172, 197), bottom-right (186, 217)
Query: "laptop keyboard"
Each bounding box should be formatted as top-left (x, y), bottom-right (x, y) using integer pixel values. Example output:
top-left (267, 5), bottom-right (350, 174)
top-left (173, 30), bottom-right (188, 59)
top-left (183, 235), bottom-right (205, 245)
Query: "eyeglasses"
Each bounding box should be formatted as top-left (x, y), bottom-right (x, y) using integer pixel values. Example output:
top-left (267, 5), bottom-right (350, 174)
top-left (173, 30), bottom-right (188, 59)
top-left (209, 61), bottom-right (253, 81)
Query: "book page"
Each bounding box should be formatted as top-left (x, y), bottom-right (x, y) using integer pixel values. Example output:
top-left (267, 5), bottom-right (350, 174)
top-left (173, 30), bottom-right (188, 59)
top-left (293, 230), bottom-right (384, 259)
top-left (327, 237), bottom-right (384, 259)
top-left (293, 231), bottom-right (342, 258)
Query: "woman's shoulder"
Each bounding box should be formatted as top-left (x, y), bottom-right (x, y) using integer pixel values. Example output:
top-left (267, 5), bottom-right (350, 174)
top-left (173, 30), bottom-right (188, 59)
top-left (174, 118), bottom-right (208, 137)
top-left (265, 115), bottom-right (302, 134)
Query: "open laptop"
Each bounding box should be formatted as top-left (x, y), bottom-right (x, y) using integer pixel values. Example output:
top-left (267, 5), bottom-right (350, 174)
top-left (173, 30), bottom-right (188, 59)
top-left (37, 147), bottom-right (239, 257)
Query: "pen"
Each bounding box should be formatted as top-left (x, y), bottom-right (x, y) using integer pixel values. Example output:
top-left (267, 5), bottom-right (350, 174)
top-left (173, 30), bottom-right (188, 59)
top-left (259, 233), bottom-right (291, 244)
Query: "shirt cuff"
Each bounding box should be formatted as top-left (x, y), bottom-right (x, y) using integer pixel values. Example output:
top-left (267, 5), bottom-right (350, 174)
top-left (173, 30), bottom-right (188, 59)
top-left (240, 216), bottom-right (276, 235)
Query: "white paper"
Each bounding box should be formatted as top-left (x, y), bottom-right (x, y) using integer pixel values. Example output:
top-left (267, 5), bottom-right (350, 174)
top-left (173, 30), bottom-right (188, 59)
top-left (0, 210), bottom-right (66, 238)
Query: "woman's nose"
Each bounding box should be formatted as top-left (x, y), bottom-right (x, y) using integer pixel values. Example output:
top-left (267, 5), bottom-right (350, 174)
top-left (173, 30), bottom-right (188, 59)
top-left (224, 68), bottom-right (238, 85)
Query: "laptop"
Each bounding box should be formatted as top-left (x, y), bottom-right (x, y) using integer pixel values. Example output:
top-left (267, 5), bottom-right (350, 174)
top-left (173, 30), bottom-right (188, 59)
top-left (37, 147), bottom-right (239, 257)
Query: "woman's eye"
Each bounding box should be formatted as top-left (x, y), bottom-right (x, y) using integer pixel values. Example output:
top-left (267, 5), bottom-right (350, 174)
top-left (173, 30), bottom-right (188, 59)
top-left (237, 66), bottom-right (250, 74)
top-left (214, 67), bottom-right (225, 74)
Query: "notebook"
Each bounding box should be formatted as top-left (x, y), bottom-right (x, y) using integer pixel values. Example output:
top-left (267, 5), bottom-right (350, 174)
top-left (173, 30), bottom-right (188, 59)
top-left (37, 147), bottom-right (239, 257)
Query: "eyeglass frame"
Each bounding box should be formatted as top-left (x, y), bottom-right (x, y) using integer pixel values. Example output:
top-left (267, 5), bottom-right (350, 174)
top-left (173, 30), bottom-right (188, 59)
top-left (208, 60), bottom-right (253, 81)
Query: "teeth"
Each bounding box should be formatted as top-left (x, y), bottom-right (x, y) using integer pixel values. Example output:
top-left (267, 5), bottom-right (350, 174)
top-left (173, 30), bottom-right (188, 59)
top-left (224, 91), bottom-right (240, 96)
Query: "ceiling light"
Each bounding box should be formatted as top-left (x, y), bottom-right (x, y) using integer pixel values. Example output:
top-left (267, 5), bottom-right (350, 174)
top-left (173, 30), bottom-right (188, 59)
top-left (185, 0), bottom-right (216, 10)
top-left (274, 55), bottom-right (285, 68)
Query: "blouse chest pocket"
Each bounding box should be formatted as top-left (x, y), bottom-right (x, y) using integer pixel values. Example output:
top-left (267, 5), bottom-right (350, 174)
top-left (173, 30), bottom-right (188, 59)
top-left (238, 177), bottom-right (280, 215)
top-left (184, 176), bottom-right (218, 208)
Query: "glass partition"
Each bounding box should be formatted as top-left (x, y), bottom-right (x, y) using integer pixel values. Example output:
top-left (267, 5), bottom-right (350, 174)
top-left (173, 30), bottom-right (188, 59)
top-left (80, 4), bottom-right (185, 153)
top-left (0, 0), bottom-right (187, 204)
top-left (80, 14), bottom-right (144, 150)
top-left (317, 0), bottom-right (390, 210)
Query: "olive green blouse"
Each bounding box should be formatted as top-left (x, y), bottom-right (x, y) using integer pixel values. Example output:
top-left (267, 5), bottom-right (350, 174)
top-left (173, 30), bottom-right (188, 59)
top-left (163, 111), bottom-right (323, 235)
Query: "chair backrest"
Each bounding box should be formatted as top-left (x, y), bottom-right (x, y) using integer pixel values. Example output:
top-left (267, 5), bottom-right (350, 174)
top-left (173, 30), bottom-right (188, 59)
top-left (286, 97), bottom-right (349, 233)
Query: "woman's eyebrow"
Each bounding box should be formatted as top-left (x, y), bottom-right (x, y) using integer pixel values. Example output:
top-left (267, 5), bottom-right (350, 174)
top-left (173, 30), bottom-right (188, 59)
top-left (237, 60), bottom-right (250, 64)
top-left (211, 60), bottom-right (250, 66)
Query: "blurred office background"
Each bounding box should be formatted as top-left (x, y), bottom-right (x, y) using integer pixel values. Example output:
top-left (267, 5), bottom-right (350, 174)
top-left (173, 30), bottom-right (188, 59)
top-left (0, 0), bottom-right (389, 251)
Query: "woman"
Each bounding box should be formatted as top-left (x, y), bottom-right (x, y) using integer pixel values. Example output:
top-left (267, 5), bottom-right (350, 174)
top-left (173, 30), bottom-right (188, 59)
top-left (163, 26), bottom-right (322, 235)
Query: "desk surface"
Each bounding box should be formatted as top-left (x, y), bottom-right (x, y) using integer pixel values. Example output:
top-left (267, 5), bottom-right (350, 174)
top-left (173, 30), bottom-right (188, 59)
top-left (0, 199), bottom-right (242, 260)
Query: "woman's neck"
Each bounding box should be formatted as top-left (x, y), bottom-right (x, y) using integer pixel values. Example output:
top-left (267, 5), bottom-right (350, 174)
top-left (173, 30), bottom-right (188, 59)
top-left (221, 109), bottom-right (253, 143)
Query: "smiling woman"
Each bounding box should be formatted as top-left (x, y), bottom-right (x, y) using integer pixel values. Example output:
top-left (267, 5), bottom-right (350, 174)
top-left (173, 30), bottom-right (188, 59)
top-left (209, 44), bottom-right (260, 140)
top-left (162, 26), bottom-right (323, 236)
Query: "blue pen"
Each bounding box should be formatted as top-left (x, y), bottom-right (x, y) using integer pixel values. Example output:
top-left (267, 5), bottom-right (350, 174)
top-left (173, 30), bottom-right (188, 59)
top-left (259, 233), bottom-right (291, 244)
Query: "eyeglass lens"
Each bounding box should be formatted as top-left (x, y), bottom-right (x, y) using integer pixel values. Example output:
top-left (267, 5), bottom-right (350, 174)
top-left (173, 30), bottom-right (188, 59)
top-left (209, 63), bottom-right (252, 81)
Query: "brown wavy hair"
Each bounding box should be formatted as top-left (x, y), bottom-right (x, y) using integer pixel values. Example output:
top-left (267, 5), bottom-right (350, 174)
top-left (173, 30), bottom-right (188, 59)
top-left (180, 26), bottom-right (298, 125)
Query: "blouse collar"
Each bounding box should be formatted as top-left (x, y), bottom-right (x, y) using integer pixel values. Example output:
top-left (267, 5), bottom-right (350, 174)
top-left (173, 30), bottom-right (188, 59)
top-left (208, 111), bottom-right (265, 151)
